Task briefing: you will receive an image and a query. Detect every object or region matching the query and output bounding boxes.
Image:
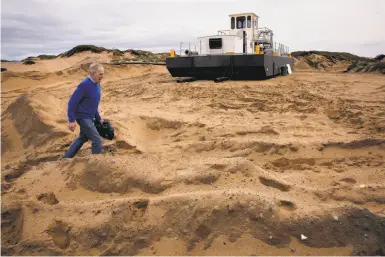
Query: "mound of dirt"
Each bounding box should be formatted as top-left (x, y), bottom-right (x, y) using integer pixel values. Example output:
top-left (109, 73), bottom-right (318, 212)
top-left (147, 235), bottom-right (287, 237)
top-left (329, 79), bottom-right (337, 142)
top-left (345, 60), bottom-right (385, 74)
top-left (292, 51), bottom-right (384, 74)
top-left (2, 154), bottom-right (384, 256)
top-left (47, 44), bottom-right (168, 63)
top-left (74, 157), bottom-right (172, 194)
top-left (1, 91), bottom-right (69, 166)
top-left (293, 53), bottom-right (354, 72)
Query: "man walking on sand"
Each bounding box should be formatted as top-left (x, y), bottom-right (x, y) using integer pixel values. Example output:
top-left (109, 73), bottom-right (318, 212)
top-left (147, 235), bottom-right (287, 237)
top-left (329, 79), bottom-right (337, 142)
top-left (63, 63), bottom-right (105, 158)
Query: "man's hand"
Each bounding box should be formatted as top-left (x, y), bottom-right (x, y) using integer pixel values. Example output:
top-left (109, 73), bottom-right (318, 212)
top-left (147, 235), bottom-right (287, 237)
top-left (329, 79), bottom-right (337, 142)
top-left (100, 119), bottom-right (104, 124)
top-left (68, 122), bottom-right (76, 132)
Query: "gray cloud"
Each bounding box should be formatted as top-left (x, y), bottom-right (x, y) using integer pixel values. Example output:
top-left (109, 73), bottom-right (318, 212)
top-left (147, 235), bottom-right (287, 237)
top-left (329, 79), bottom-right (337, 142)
top-left (1, 0), bottom-right (385, 60)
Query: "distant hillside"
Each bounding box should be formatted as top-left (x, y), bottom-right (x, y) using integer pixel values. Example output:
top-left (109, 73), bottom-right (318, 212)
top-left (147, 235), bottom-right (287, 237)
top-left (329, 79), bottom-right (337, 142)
top-left (292, 51), bottom-right (384, 74)
top-left (58, 45), bottom-right (116, 58)
top-left (58, 45), bottom-right (169, 62)
top-left (292, 51), bottom-right (375, 62)
top-left (9, 45), bottom-right (169, 63)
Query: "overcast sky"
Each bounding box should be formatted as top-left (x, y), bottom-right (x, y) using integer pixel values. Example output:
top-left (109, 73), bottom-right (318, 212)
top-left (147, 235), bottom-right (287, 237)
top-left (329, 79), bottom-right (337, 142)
top-left (1, 0), bottom-right (384, 60)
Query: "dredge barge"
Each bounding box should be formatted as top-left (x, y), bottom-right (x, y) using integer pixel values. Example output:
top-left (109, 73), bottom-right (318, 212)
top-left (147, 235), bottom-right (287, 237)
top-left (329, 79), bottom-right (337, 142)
top-left (166, 12), bottom-right (293, 80)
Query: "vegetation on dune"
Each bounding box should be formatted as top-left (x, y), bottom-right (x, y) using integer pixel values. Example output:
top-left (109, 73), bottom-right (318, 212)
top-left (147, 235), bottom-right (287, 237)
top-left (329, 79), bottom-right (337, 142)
top-left (292, 51), bottom-right (384, 74)
top-left (112, 49), bottom-right (125, 56)
top-left (111, 49), bottom-right (170, 63)
top-left (345, 59), bottom-right (385, 74)
top-left (37, 54), bottom-right (57, 60)
top-left (57, 45), bottom-right (168, 62)
top-left (59, 45), bottom-right (108, 57)
top-left (291, 51), bottom-right (376, 63)
top-left (370, 62), bottom-right (385, 73)
top-left (375, 54), bottom-right (385, 61)
top-left (58, 44), bottom-right (126, 58)
top-left (129, 52), bottom-right (169, 62)
top-left (23, 60), bottom-right (36, 65)
top-left (1, 68), bottom-right (7, 72)
top-left (2, 45), bottom-right (171, 66)
top-left (345, 62), bottom-right (364, 73)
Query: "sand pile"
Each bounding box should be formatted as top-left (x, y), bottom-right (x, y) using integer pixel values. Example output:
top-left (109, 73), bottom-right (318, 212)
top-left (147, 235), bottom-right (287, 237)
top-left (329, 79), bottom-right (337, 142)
top-left (1, 91), bottom-right (70, 166)
top-left (1, 53), bottom-right (385, 256)
top-left (294, 53), bottom-right (352, 72)
top-left (292, 51), bottom-right (385, 74)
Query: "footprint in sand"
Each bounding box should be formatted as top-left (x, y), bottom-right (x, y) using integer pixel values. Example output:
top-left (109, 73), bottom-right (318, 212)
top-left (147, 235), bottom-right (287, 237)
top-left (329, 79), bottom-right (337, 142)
top-left (1, 207), bottom-right (24, 245)
top-left (278, 200), bottom-right (297, 211)
top-left (37, 192), bottom-right (59, 205)
top-left (339, 178), bottom-right (357, 184)
top-left (47, 220), bottom-right (71, 249)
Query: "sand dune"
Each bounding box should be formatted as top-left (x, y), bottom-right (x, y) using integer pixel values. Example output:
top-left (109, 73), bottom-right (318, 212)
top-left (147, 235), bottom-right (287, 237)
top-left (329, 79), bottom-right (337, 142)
top-left (1, 52), bottom-right (114, 73)
top-left (1, 52), bottom-right (385, 256)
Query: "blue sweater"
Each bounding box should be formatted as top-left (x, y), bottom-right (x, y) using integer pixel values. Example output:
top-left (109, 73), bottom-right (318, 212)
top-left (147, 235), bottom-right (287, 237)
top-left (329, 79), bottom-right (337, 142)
top-left (67, 77), bottom-right (102, 122)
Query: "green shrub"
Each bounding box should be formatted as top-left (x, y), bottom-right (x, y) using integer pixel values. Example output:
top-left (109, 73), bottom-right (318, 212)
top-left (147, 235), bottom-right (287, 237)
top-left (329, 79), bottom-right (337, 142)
top-left (370, 62), bottom-right (385, 72)
top-left (112, 50), bottom-right (124, 56)
top-left (23, 60), bottom-right (36, 65)
top-left (60, 45), bottom-right (107, 57)
top-left (375, 54), bottom-right (385, 61)
top-left (129, 49), bottom-right (152, 57)
top-left (291, 51), bottom-right (376, 62)
top-left (38, 54), bottom-right (57, 60)
top-left (345, 61), bottom-right (359, 72)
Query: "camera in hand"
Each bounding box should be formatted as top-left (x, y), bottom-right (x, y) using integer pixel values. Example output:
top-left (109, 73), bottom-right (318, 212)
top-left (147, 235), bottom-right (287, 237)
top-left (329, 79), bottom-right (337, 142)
top-left (94, 119), bottom-right (115, 140)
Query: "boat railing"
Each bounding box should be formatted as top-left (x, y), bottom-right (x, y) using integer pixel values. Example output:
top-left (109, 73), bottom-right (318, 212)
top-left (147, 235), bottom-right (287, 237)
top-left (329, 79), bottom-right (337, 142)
top-left (217, 30), bottom-right (230, 35)
top-left (273, 42), bottom-right (290, 56)
top-left (179, 42), bottom-right (198, 56)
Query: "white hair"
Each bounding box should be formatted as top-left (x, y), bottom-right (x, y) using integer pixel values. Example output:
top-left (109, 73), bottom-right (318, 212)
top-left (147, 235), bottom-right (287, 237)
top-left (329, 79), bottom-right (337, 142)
top-left (88, 63), bottom-right (104, 74)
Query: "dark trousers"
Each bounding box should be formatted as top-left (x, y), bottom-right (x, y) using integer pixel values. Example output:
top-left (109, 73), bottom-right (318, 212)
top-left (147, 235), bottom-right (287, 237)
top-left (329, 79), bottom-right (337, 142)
top-left (64, 119), bottom-right (102, 158)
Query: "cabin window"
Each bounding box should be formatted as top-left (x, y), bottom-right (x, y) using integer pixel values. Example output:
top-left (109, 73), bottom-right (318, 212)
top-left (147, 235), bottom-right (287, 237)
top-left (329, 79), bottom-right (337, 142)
top-left (236, 16), bottom-right (246, 29)
top-left (231, 17), bottom-right (235, 29)
top-left (247, 16), bottom-right (251, 28)
top-left (254, 18), bottom-right (257, 28)
top-left (209, 38), bottom-right (222, 49)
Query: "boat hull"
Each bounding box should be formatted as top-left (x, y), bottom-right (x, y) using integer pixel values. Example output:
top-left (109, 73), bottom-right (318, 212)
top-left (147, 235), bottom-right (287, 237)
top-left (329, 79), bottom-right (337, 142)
top-left (166, 54), bottom-right (294, 79)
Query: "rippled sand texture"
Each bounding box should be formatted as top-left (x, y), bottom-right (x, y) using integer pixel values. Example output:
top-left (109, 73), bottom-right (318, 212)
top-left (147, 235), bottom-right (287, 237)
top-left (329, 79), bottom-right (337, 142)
top-left (1, 56), bottom-right (385, 256)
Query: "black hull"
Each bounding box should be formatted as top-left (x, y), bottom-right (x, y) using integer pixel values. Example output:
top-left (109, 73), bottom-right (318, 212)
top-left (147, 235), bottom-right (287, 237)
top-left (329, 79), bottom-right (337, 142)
top-left (166, 55), bottom-right (294, 80)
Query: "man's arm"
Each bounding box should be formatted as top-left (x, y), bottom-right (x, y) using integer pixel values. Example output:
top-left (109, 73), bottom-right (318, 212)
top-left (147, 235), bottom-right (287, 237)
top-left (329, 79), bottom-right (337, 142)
top-left (95, 110), bottom-right (102, 122)
top-left (67, 84), bottom-right (86, 123)
top-left (95, 85), bottom-right (103, 122)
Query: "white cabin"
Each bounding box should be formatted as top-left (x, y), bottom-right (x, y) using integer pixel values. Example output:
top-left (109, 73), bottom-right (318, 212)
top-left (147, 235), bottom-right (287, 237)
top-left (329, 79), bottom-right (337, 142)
top-left (228, 13), bottom-right (259, 38)
top-left (181, 12), bottom-right (288, 57)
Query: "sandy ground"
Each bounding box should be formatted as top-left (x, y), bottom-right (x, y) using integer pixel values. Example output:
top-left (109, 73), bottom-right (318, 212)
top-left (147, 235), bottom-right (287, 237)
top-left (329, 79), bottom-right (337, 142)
top-left (1, 55), bottom-right (385, 256)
